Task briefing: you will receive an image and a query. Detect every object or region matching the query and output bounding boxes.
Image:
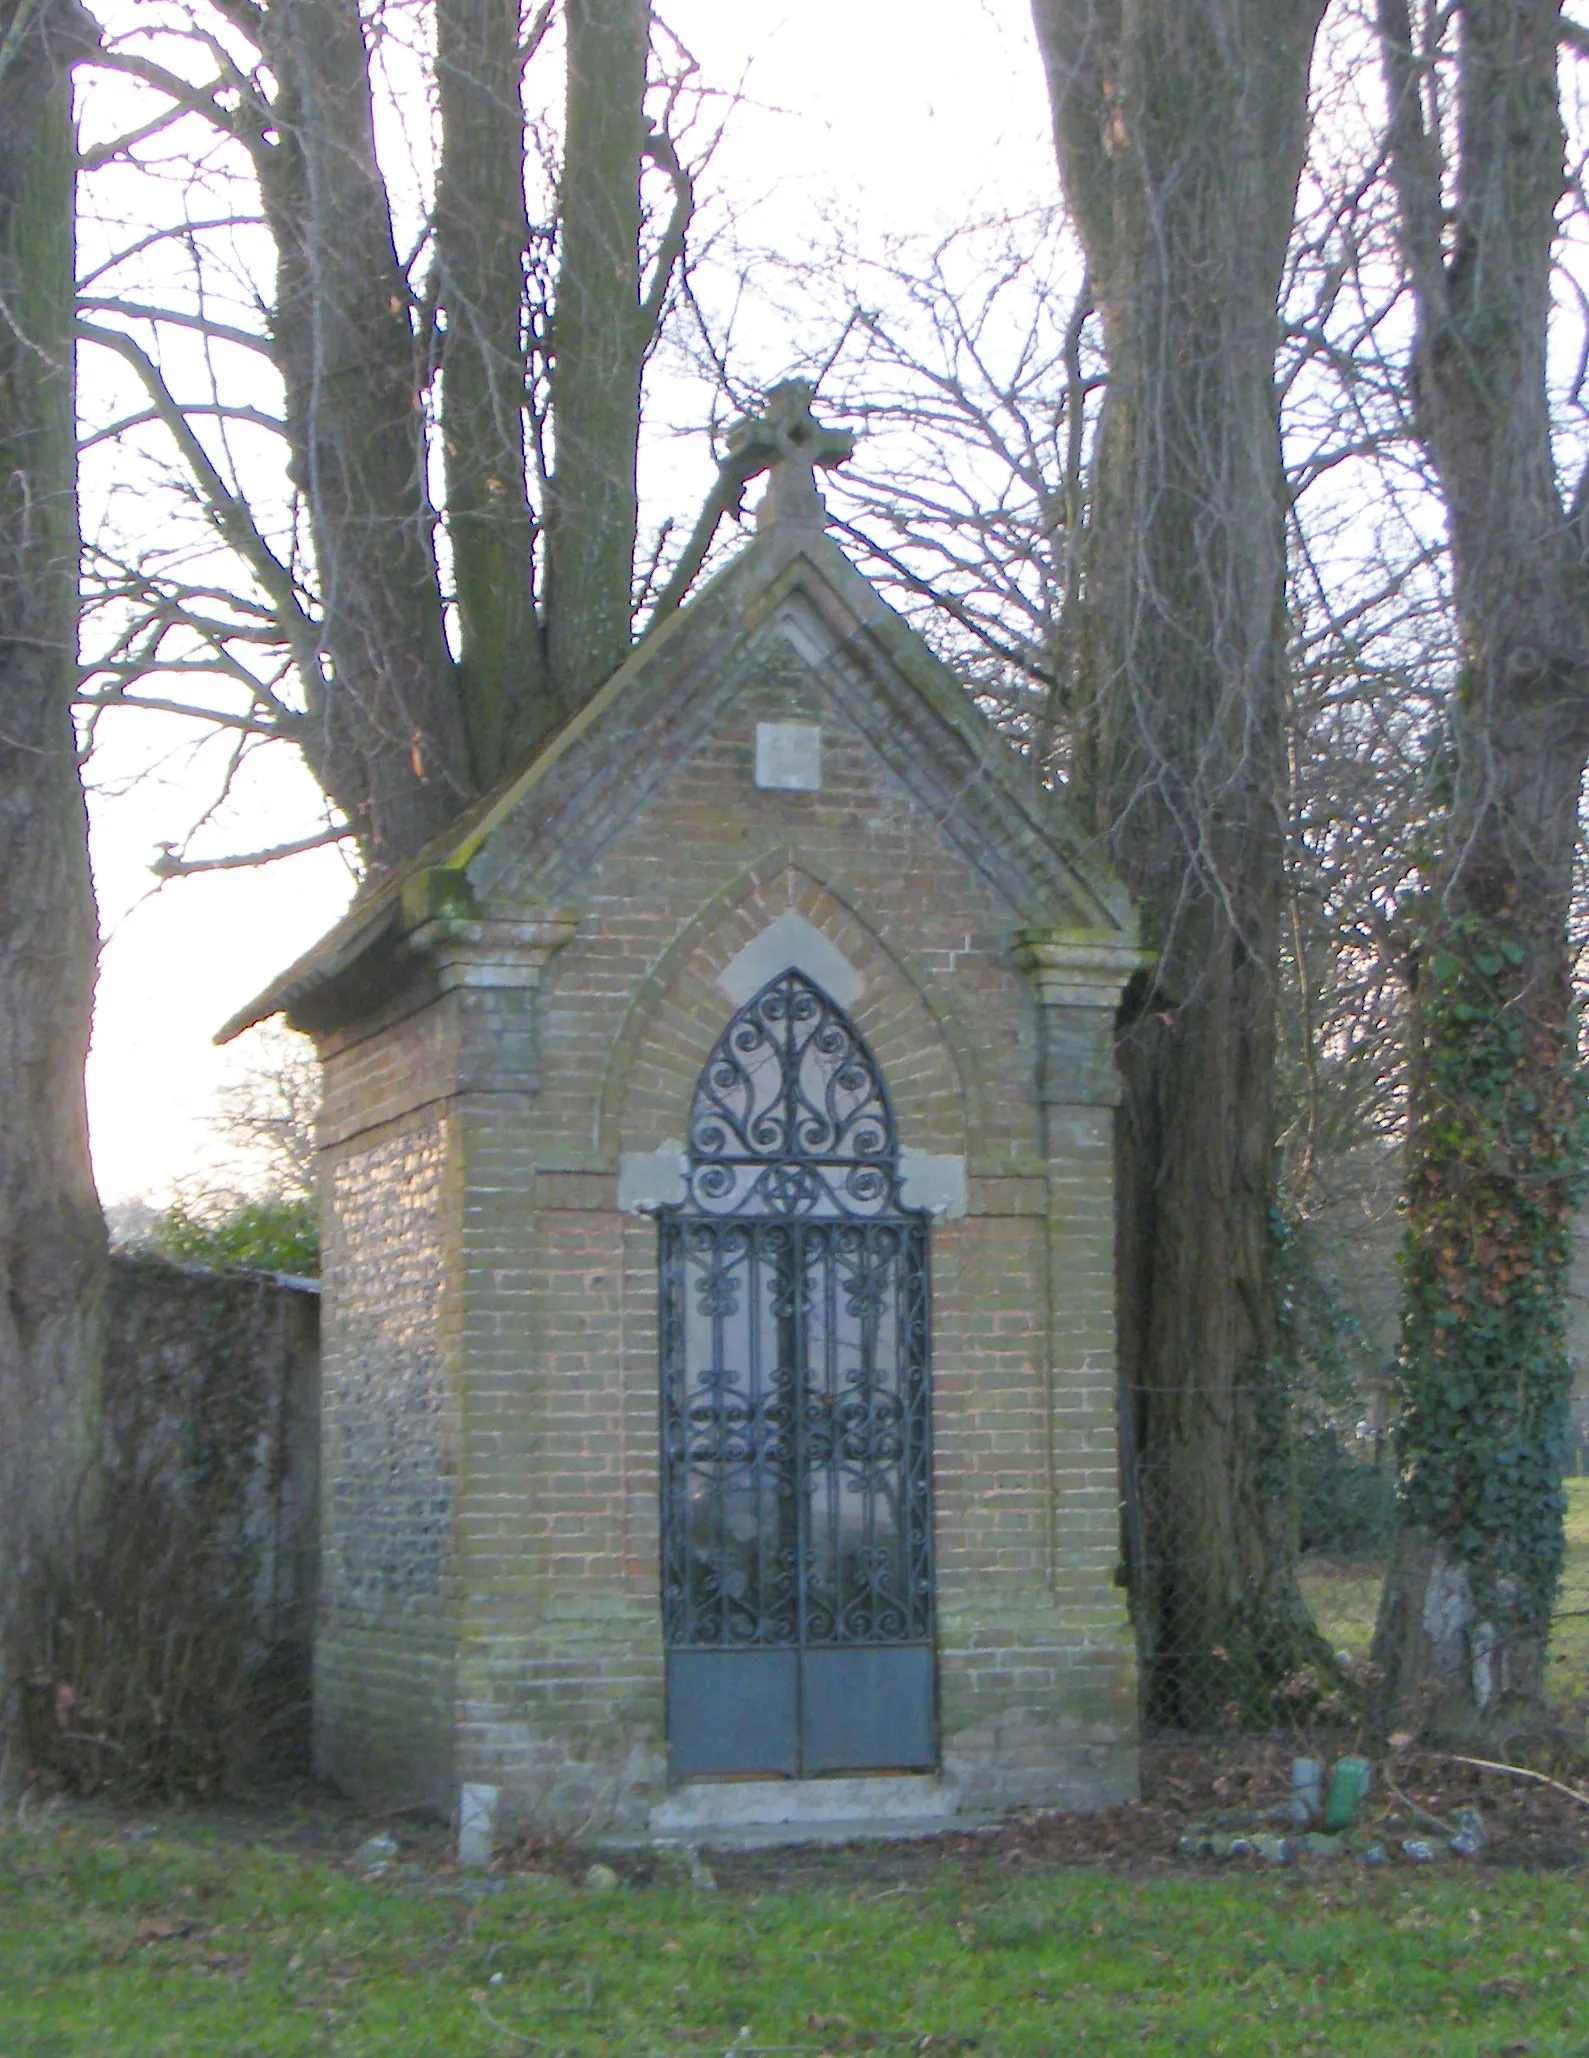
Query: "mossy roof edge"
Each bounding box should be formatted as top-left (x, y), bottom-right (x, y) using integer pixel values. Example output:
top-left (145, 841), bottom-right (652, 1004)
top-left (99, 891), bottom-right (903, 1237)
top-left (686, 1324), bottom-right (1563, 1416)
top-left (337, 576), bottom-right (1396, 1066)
top-left (217, 517), bottom-right (1133, 1044)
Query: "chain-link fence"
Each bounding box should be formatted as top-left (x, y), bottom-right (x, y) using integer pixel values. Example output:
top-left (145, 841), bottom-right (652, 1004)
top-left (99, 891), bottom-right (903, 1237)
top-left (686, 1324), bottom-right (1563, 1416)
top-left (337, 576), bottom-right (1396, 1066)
top-left (1124, 1448), bottom-right (1589, 1734)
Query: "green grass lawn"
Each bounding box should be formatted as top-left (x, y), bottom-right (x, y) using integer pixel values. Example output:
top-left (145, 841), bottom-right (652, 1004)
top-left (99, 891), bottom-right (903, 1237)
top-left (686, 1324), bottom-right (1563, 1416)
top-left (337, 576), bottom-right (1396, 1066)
top-left (4, 1818), bottom-right (1589, 2056)
top-left (1299, 1476), bottom-right (1589, 1705)
top-left (14, 1492), bottom-right (1589, 2055)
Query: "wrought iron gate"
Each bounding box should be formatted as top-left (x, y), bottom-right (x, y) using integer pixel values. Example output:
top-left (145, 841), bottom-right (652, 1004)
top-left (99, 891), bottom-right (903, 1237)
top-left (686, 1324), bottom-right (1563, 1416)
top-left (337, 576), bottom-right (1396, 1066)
top-left (659, 970), bottom-right (935, 1779)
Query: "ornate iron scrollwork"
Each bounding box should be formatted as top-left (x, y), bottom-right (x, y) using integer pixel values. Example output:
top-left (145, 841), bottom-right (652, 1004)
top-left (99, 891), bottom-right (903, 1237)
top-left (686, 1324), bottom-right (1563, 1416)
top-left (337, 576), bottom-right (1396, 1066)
top-left (660, 969), bottom-right (933, 1663)
top-left (684, 968), bottom-right (901, 1218)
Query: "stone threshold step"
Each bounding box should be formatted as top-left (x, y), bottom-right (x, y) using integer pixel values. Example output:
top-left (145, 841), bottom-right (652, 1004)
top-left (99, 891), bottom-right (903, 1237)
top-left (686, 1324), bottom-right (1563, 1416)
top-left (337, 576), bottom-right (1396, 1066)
top-left (654, 1773), bottom-right (961, 1833)
top-left (586, 1773), bottom-right (1013, 1850)
top-left (641, 1811), bottom-right (1006, 1854)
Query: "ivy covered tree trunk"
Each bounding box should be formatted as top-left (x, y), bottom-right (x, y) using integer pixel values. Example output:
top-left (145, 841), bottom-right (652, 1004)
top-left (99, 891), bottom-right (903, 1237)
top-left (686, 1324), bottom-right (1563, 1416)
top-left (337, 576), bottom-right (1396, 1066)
top-left (1371, 0), bottom-right (1589, 1735)
top-left (0, 0), bottom-right (105, 1785)
top-left (1030, 0), bottom-right (1330, 1722)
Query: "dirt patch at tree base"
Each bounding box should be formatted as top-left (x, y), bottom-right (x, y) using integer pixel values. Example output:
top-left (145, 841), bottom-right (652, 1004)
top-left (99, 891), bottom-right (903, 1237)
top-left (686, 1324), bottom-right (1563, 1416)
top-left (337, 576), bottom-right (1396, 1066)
top-left (691, 1739), bottom-right (1589, 1893)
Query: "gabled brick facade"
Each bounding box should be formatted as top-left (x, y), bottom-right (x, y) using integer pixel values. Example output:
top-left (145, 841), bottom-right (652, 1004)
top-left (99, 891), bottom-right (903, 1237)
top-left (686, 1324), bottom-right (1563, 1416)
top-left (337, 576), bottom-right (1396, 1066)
top-left (227, 417), bottom-right (1147, 1836)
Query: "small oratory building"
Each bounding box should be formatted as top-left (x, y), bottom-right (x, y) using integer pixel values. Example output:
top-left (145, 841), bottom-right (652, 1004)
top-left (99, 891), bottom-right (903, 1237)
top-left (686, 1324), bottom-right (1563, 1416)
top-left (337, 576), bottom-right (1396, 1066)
top-left (224, 385), bottom-right (1146, 1841)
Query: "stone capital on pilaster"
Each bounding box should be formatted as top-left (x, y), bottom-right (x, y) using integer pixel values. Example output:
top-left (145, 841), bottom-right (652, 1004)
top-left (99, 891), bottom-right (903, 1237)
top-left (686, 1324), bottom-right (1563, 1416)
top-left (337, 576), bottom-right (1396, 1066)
top-left (1014, 929), bottom-right (1152, 1109)
top-left (1012, 930), bottom-right (1151, 1010)
top-left (407, 913), bottom-right (579, 994)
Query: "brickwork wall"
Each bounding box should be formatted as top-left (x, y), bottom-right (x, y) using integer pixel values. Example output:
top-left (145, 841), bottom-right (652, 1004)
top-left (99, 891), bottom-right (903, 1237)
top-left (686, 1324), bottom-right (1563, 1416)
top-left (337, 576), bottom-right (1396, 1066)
top-left (318, 976), bottom-right (450, 1147)
top-left (314, 625), bottom-right (1137, 1829)
top-left (447, 650), bottom-right (1134, 1828)
top-left (935, 1101), bottom-right (1138, 1810)
top-left (454, 1161), bottom-right (668, 1830)
top-left (526, 657), bottom-right (1021, 1172)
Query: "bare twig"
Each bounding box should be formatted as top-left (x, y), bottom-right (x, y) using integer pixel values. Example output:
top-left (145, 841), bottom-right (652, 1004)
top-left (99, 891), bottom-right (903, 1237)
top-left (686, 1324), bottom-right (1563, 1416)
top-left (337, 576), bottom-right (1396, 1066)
top-left (78, 298), bottom-right (276, 357)
top-left (639, 120), bottom-right (695, 341)
top-left (77, 320), bottom-right (327, 697)
top-left (1380, 1770), bottom-right (1455, 1835)
top-left (520, 0), bottom-right (556, 67)
top-left (1432, 1755), bottom-right (1589, 1809)
top-left (469, 1993), bottom-right (539, 2048)
top-left (149, 826), bottom-right (351, 878)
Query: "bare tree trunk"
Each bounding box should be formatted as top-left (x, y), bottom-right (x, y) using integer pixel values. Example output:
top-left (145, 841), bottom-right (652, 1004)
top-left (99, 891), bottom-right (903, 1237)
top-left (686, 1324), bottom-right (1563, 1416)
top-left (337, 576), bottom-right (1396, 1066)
top-left (171, 0), bottom-right (678, 870)
top-left (251, 0), bottom-right (470, 868)
top-left (545, 0), bottom-right (650, 707)
top-left (0, 0), bottom-right (105, 1787)
top-left (435, 0), bottom-right (559, 772)
top-left (1371, 0), bottom-right (1589, 1736)
top-left (1031, 0), bottom-right (1330, 1722)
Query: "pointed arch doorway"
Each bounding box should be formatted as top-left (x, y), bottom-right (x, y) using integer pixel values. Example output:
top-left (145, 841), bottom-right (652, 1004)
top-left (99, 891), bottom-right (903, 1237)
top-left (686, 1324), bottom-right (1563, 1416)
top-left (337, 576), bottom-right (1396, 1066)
top-left (659, 969), bottom-right (936, 1779)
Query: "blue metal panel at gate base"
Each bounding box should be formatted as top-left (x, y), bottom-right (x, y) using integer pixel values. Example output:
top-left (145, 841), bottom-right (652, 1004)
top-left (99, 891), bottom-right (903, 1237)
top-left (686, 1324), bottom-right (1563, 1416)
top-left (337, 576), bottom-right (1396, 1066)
top-left (666, 1649), bottom-right (799, 1778)
top-left (799, 1645), bottom-right (937, 1773)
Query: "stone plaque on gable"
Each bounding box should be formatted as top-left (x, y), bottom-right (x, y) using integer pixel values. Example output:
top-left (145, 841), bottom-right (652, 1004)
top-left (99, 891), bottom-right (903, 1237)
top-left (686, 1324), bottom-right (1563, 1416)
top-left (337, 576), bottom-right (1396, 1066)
top-left (755, 720), bottom-right (822, 790)
top-left (224, 383), bottom-right (1146, 1844)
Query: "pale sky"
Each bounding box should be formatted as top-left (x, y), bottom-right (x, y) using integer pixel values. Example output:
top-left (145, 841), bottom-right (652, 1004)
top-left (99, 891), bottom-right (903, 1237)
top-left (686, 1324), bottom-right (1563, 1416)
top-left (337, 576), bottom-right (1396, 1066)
top-left (82, 0), bottom-right (1058, 1206)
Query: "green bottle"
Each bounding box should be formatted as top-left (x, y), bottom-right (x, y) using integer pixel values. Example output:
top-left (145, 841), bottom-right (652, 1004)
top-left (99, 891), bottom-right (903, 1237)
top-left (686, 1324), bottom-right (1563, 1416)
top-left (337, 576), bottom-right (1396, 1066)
top-left (1322, 1755), bottom-right (1372, 1832)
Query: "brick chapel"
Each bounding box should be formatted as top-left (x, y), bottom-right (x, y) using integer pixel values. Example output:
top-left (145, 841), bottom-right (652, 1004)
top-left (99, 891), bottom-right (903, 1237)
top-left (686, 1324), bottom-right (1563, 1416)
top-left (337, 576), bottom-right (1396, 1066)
top-left (224, 385), bottom-right (1147, 1843)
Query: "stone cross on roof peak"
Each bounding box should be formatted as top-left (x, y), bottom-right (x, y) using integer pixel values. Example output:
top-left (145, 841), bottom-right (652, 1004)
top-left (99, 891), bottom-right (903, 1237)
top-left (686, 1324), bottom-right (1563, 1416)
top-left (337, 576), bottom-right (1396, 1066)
top-left (725, 379), bottom-right (854, 533)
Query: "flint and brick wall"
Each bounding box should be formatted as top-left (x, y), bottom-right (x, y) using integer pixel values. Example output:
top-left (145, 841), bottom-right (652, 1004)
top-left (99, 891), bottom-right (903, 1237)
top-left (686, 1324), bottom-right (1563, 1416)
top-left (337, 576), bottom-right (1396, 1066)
top-left (315, 1083), bottom-right (459, 1809)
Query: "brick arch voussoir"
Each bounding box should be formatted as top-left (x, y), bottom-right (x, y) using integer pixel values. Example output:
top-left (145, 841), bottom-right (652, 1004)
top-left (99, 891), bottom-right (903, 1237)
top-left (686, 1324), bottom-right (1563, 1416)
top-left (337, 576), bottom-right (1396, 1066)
top-left (598, 849), bottom-right (982, 1164)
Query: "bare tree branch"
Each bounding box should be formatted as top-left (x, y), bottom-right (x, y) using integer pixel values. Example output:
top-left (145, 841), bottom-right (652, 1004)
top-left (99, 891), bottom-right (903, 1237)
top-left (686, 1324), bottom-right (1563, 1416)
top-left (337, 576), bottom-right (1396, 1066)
top-left (78, 297), bottom-right (275, 357)
top-left (639, 120), bottom-right (694, 342)
top-left (1378, 0), bottom-right (1450, 322)
top-left (149, 826), bottom-right (350, 878)
top-left (76, 318), bottom-right (326, 697)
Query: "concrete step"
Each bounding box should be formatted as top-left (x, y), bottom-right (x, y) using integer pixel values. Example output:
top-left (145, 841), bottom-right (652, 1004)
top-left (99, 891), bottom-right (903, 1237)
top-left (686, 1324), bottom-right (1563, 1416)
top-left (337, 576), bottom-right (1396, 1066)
top-left (645, 1813), bottom-right (1005, 1852)
top-left (637, 1773), bottom-right (999, 1850)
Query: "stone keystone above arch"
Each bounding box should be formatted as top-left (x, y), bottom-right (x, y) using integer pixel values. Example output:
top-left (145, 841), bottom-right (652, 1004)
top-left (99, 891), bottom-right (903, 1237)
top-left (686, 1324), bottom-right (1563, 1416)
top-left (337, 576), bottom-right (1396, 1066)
top-left (716, 909), bottom-right (865, 1009)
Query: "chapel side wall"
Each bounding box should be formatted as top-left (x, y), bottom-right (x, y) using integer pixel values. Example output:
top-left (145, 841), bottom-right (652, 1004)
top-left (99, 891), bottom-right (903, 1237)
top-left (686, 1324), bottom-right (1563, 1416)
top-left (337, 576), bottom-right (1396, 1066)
top-left (451, 658), bottom-right (1136, 1825)
top-left (452, 1149), bottom-right (668, 1836)
top-left (930, 1135), bottom-right (1137, 1810)
top-left (313, 1005), bottom-right (462, 1813)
